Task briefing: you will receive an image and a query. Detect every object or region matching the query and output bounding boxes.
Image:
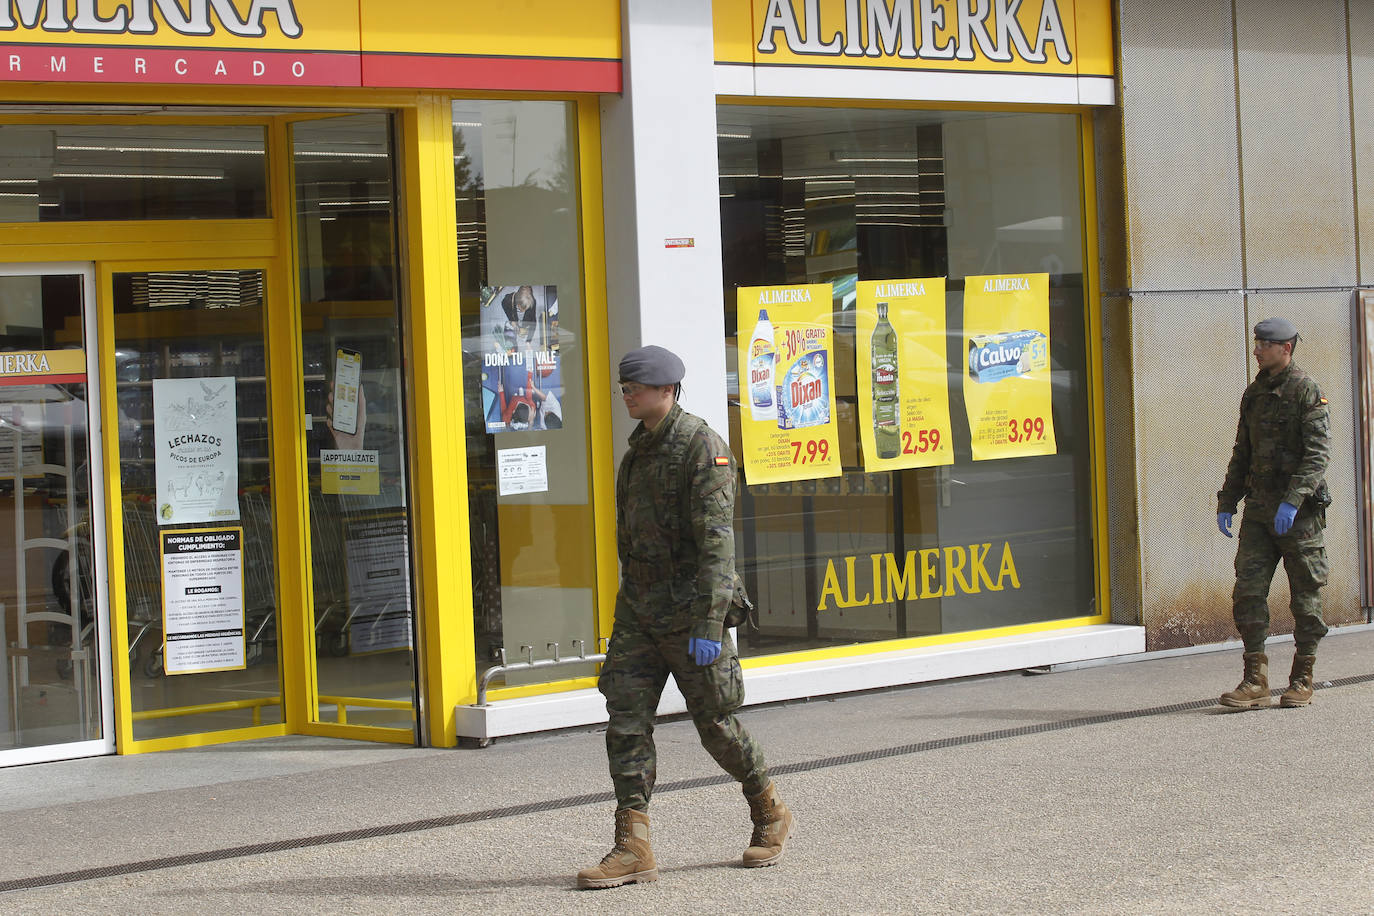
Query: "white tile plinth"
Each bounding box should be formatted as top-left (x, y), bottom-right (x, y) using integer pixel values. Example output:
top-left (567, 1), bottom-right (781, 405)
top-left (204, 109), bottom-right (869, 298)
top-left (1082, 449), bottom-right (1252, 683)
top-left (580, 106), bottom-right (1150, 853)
top-left (454, 624), bottom-right (1145, 741)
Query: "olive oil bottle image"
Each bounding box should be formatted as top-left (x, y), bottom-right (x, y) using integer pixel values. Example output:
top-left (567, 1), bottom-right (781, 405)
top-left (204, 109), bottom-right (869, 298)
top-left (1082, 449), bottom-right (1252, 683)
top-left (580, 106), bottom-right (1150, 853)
top-left (871, 302), bottom-right (900, 459)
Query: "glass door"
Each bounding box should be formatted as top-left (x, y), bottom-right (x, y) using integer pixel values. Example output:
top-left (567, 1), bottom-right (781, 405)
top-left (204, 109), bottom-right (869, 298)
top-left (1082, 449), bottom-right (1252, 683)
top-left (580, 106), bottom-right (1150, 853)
top-left (292, 114), bottom-right (419, 740)
top-left (108, 264), bottom-right (286, 744)
top-left (0, 263), bottom-right (114, 766)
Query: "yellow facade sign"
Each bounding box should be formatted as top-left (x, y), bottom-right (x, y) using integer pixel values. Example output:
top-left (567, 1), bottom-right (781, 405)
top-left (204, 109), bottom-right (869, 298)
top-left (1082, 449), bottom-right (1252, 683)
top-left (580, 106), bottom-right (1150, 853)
top-left (0, 349), bottom-right (85, 382)
top-left (0, 0), bottom-right (621, 90)
top-left (855, 277), bottom-right (953, 471)
top-left (737, 284), bottom-right (842, 485)
top-left (962, 272), bottom-right (1057, 461)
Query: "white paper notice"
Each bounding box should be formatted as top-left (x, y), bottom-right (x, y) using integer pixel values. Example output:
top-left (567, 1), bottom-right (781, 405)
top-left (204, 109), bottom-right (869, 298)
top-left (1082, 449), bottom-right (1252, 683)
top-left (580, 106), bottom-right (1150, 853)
top-left (153, 376), bottom-right (239, 526)
top-left (161, 528), bottom-right (246, 675)
top-left (497, 445), bottom-right (549, 496)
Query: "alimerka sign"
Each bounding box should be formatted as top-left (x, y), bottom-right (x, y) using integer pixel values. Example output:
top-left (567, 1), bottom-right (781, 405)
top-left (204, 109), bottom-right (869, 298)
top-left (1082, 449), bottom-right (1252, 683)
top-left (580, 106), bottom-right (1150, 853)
top-left (0, 1), bottom-right (302, 37)
top-left (0, 0), bottom-right (623, 91)
top-left (757, 0), bottom-right (1073, 65)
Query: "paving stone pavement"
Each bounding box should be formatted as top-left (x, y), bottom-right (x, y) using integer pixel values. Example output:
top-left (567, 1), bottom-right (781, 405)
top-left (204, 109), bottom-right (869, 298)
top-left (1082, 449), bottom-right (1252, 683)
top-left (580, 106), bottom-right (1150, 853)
top-left (2, 628), bottom-right (1373, 914)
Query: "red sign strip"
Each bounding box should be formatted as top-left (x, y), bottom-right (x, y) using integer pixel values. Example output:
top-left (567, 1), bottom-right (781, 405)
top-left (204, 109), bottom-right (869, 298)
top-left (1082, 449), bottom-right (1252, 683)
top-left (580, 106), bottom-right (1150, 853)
top-left (361, 53), bottom-right (622, 93)
top-left (0, 44), bottom-right (363, 86)
top-left (0, 373), bottom-right (86, 387)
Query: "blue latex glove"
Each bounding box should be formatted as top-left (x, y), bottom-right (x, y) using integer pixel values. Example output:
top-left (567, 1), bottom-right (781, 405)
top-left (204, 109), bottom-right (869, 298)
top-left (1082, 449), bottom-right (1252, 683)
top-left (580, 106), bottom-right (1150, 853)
top-left (689, 637), bottom-right (721, 666)
top-left (1274, 502), bottom-right (1297, 535)
top-left (1217, 512), bottom-right (1233, 538)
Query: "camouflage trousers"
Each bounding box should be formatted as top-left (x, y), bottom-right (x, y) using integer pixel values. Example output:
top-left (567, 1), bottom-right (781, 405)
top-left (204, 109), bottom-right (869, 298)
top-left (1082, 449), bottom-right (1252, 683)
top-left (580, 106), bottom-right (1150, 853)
top-left (599, 611), bottom-right (768, 812)
top-left (1232, 510), bottom-right (1329, 655)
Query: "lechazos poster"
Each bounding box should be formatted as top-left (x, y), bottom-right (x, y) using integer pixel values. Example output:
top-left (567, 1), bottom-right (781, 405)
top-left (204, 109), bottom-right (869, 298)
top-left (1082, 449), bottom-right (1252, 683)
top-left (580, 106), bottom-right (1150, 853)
top-left (855, 278), bottom-right (953, 471)
top-left (737, 284), bottom-right (841, 485)
top-left (962, 273), bottom-right (1057, 460)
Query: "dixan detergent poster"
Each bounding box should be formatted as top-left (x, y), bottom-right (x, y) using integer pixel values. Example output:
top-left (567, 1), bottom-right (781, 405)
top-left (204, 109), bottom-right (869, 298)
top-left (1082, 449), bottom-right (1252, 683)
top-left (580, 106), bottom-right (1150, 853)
top-left (961, 273), bottom-right (1057, 461)
top-left (736, 284), bottom-right (841, 485)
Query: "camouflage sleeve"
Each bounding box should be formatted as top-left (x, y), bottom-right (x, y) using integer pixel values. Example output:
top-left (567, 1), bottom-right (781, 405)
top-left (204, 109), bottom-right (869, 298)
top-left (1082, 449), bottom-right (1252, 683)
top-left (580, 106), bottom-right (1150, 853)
top-left (686, 431), bottom-right (737, 643)
top-left (1217, 392), bottom-right (1252, 514)
top-left (1282, 381), bottom-right (1331, 509)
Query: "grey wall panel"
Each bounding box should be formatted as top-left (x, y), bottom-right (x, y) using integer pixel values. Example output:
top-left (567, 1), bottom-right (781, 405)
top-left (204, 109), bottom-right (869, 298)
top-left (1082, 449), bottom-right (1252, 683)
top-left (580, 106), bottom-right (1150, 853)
top-left (1245, 291), bottom-right (1363, 628)
top-left (1133, 293), bottom-right (1247, 649)
top-left (1236, 0), bottom-right (1357, 289)
top-left (1094, 107), bottom-right (1129, 296)
top-left (1103, 296), bottom-right (1141, 625)
top-left (1352, 2), bottom-right (1374, 285)
top-left (1118, 0), bottom-right (1243, 293)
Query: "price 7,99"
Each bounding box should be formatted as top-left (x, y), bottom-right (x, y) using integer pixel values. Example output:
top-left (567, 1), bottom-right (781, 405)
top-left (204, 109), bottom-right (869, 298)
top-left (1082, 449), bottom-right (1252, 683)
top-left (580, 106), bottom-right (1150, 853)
top-left (790, 438), bottom-right (831, 464)
top-left (1007, 416), bottom-right (1046, 443)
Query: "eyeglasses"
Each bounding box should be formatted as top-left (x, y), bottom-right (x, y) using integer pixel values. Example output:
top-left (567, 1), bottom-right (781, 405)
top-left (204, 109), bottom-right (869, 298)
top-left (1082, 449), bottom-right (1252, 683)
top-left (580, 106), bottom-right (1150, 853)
top-left (619, 382), bottom-right (649, 397)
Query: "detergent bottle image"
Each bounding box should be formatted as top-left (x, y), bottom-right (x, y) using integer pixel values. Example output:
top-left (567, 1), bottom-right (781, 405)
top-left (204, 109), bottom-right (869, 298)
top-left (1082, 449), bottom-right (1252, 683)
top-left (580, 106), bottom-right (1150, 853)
top-left (746, 309), bottom-right (778, 421)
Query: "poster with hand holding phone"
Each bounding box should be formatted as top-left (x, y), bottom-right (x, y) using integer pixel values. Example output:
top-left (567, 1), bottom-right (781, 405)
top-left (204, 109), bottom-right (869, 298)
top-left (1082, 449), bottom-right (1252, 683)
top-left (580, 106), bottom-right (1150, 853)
top-left (322, 347), bottom-right (381, 495)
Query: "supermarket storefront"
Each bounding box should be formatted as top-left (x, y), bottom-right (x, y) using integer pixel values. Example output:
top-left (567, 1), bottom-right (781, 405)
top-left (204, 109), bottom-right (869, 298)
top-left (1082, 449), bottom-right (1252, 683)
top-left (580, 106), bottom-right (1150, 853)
top-left (0, 0), bottom-right (1139, 765)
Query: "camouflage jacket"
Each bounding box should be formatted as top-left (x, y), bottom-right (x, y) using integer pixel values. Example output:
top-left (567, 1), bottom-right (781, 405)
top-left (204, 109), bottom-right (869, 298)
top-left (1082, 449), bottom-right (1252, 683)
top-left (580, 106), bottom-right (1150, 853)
top-left (1217, 361), bottom-right (1330, 517)
top-left (616, 403), bottom-right (737, 642)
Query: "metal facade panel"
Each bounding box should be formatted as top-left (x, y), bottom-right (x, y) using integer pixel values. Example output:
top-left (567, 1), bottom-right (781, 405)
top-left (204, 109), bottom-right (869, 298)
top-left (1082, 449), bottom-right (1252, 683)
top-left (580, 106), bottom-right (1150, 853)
top-left (1133, 292), bottom-right (1247, 650)
top-left (1236, 0), bottom-right (1357, 289)
top-left (1352, 3), bottom-right (1374, 285)
top-left (1118, 0), bottom-right (1242, 292)
top-left (1246, 291), bottom-right (1363, 628)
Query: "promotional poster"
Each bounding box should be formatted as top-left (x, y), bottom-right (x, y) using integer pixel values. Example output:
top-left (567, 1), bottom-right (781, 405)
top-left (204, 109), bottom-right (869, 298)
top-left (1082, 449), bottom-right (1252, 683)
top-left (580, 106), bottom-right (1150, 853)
top-left (855, 278), bottom-right (954, 471)
top-left (962, 273), bottom-right (1057, 460)
top-left (160, 528), bottom-right (246, 675)
top-left (737, 284), bottom-right (841, 485)
top-left (477, 284), bottom-right (564, 434)
top-left (344, 516), bottom-right (413, 654)
top-left (153, 376), bottom-right (240, 525)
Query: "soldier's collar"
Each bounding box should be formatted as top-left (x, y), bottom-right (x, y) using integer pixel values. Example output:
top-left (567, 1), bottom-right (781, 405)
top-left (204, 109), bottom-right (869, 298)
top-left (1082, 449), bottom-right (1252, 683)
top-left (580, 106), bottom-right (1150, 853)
top-left (628, 403), bottom-right (683, 449)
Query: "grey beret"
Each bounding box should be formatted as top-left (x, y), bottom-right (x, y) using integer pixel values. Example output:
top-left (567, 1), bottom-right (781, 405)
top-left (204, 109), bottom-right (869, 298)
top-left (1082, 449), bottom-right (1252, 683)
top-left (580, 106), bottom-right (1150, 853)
top-left (1254, 317), bottom-right (1299, 342)
top-left (619, 345), bottom-right (685, 386)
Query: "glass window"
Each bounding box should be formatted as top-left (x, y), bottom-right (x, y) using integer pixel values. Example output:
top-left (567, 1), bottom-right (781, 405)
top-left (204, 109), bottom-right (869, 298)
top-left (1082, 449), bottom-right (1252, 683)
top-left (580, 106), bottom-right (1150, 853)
top-left (454, 101), bottom-right (598, 688)
top-left (0, 124), bottom-right (267, 222)
top-left (719, 105), bottom-right (1094, 658)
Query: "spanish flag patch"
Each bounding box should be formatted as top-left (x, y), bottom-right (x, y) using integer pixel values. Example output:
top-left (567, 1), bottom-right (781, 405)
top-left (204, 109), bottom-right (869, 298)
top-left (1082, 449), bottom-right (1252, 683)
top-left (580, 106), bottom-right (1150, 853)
top-left (714, 456), bottom-right (730, 466)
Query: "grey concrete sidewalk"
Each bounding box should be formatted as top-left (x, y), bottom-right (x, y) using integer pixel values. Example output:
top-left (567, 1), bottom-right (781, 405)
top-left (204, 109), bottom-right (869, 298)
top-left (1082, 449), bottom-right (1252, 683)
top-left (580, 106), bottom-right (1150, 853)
top-left (3, 629), bottom-right (1374, 914)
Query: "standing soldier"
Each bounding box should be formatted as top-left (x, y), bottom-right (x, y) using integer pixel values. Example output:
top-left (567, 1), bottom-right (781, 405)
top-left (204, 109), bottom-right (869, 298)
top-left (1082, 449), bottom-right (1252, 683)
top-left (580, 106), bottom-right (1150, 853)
top-left (1216, 318), bottom-right (1332, 709)
top-left (577, 345), bottom-right (792, 890)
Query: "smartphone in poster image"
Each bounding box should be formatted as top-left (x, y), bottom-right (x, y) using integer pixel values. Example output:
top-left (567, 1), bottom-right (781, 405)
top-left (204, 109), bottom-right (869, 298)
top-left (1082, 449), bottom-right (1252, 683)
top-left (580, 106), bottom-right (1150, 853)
top-left (332, 348), bottom-right (362, 437)
top-left (476, 284), bottom-right (563, 434)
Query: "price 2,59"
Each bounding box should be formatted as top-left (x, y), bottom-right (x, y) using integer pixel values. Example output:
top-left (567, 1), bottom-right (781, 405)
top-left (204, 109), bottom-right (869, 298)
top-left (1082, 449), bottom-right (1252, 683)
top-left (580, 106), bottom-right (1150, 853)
top-left (790, 438), bottom-right (831, 464)
top-left (901, 428), bottom-right (942, 455)
top-left (1007, 416), bottom-right (1046, 443)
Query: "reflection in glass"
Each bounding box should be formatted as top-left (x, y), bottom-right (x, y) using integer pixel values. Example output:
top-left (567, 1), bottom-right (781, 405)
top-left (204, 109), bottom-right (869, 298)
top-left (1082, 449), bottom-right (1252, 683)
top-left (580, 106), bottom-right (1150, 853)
top-left (0, 124), bottom-right (267, 222)
top-left (718, 106), bottom-right (1094, 658)
top-left (294, 114), bottom-right (418, 733)
top-left (0, 274), bottom-right (102, 751)
top-left (454, 100), bottom-right (599, 689)
top-left (113, 269), bottom-right (283, 739)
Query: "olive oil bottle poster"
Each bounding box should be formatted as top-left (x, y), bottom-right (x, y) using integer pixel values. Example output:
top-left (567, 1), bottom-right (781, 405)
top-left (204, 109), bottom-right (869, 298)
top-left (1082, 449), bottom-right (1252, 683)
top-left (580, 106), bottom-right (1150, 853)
top-left (855, 278), bottom-right (953, 471)
top-left (736, 284), bottom-right (841, 485)
top-left (962, 273), bottom-right (1057, 461)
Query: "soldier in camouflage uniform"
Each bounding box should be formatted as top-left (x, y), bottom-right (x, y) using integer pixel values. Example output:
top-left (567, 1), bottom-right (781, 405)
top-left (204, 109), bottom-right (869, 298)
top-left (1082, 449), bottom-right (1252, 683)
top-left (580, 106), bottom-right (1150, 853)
top-left (577, 345), bottom-right (792, 890)
top-left (1216, 318), bottom-right (1331, 710)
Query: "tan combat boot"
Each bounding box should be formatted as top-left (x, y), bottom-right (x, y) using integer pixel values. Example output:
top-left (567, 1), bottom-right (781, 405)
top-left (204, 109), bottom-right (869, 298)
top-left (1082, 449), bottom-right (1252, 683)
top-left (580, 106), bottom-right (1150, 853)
top-left (576, 808), bottom-right (657, 889)
top-left (1219, 652), bottom-right (1270, 709)
top-left (1279, 654), bottom-right (1316, 708)
top-left (742, 781), bottom-right (793, 868)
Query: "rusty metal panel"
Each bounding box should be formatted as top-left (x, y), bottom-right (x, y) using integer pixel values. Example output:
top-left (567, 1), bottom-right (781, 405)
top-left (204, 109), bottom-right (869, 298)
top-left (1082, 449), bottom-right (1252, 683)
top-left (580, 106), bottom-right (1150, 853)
top-left (1133, 292), bottom-right (1246, 650)
top-left (1236, 0), bottom-right (1357, 289)
top-left (1118, 0), bottom-right (1242, 293)
top-left (1102, 295), bottom-right (1140, 625)
top-left (1241, 292), bottom-right (1363, 629)
top-left (1352, 5), bottom-right (1374, 286)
